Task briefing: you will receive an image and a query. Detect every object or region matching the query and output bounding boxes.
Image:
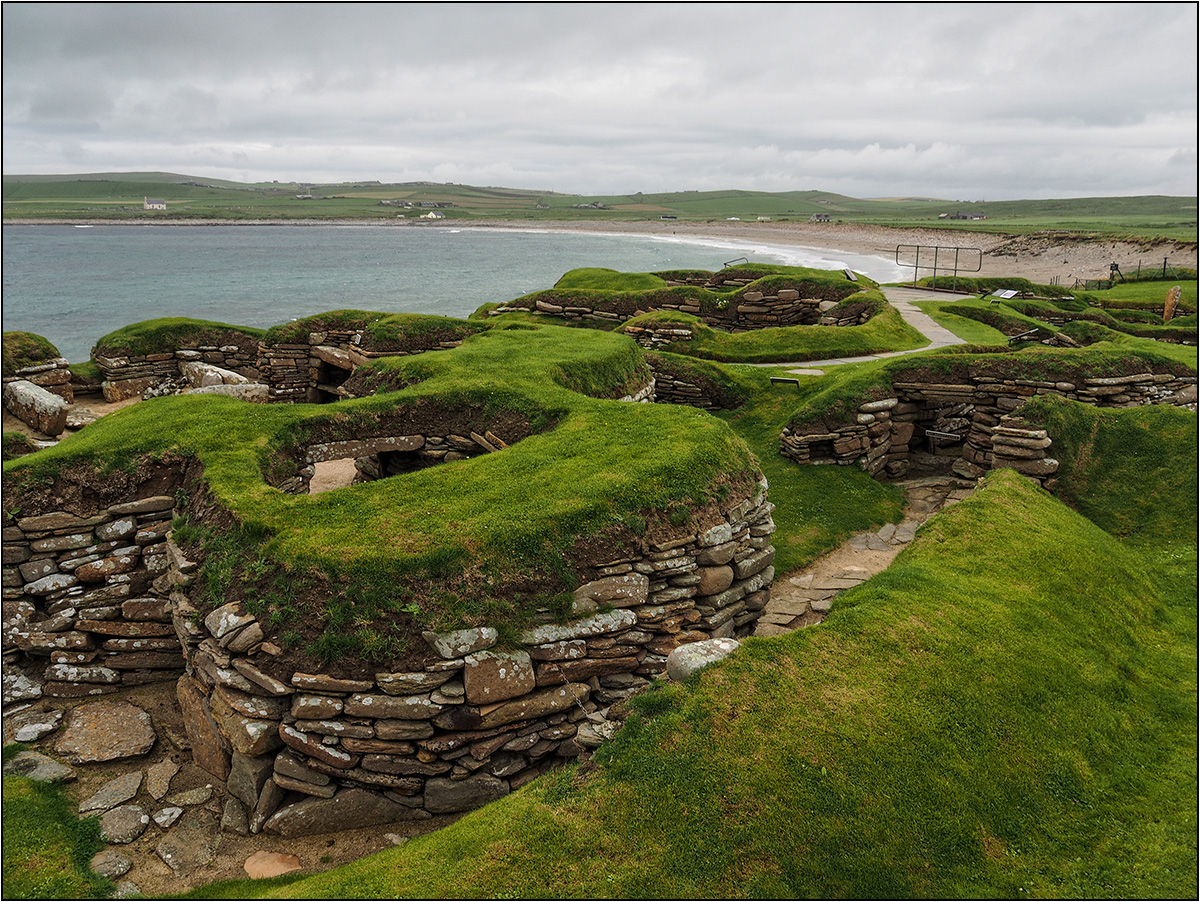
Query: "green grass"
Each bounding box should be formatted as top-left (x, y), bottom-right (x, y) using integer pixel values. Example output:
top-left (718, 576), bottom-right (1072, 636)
top-left (1, 748), bottom-right (112, 900)
top-left (913, 302), bottom-right (1010, 345)
top-left (219, 440), bottom-right (1196, 899)
top-left (93, 318), bottom-right (266, 358)
top-left (2, 331), bottom-right (61, 376)
top-left (554, 268), bottom-right (668, 291)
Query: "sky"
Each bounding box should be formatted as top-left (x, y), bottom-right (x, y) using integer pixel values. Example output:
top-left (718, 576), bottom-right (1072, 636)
top-left (2, 2), bottom-right (1196, 200)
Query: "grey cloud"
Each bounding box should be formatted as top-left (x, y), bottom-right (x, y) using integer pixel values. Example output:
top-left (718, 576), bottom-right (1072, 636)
top-left (2, 2), bottom-right (1195, 198)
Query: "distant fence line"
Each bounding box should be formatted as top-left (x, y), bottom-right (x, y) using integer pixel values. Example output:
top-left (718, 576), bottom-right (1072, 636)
top-left (1075, 260), bottom-right (1196, 291)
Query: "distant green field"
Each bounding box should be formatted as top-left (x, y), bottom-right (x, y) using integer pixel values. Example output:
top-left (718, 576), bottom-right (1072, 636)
top-left (3, 173), bottom-right (1196, 240)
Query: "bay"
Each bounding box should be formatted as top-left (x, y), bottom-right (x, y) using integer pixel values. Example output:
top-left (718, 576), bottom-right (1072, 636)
top-left (2, 224), bottom-right (906, 363)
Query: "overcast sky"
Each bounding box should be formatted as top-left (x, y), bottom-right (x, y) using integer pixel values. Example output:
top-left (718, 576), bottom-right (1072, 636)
top-left (2, 2), bottom-right (1196, 200)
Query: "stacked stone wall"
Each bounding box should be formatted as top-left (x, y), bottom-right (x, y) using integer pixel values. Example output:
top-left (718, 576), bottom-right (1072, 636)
top-left (3, 495), bottom-right (185, 702)
top-left (3, 357), bottom-right (76, 436)
top-left (257, 329), bottom-right (467, 404)
top-left (488, 289), bottom-right (865, 334)
top-left (96, 334), bottom-right (260, 402)
top-left (163, 477), bottom-right (774, 834)
top-left (780, 368), bottom-right (1198, 485)
top-left (3, 357), bottom-right (74, 403)
top-left (4, 464), bottom-right (775, 834)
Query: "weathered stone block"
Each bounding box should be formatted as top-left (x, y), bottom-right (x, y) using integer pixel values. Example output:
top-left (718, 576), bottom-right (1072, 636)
top-left (462, 650), bottom-right (536, 705)
top-left (3, 380), bottom-right (68, 435)
top-left (177, 675), bottom-right (231, 780)
top-left (424, 775), bottom-right (509, 814)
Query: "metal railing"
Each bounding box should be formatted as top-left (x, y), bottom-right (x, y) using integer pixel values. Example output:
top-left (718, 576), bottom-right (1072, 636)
top-left (895, 245), bottom-right (983, 290)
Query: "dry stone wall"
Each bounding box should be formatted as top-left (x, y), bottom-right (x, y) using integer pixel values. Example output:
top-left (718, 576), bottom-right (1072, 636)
top-left (3, 496), bottom-right (184, 703)
top-left (96, 333), bottom-right (260, 402)
top-left (258, 328), bottom-right (466, 404)
top-left (3, 357), bottom-right (75, 435)
top-left (4, 464), bottom-right (775, 835)
top-left (780, 367), bottom-right (1197, 485)
top-left (488, 286), bottom-right (866, 334)
top-left (92, 327), bottom-right (469, 405)
top-left (166, 480), bottom-right (775, 834)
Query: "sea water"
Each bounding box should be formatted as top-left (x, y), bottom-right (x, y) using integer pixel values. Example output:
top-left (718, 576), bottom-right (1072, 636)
top-left (1, 224), bottom-right (907, 363)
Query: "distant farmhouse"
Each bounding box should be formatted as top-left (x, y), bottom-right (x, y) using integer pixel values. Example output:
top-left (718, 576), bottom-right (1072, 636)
top-left (419, 210), bottom-right (445, 219)
top-left (143, 197), bottom-right (167, 211)
top-left (940, 211), bottom-right (987, 220)
top-left (809, 213), bottom-right (832, 222)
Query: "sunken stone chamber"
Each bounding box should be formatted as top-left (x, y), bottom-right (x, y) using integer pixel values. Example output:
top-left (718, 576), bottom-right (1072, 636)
top-left (4, 468), bottom-right (776, 837)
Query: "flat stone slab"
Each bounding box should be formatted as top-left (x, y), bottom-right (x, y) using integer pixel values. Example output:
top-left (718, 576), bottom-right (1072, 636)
top-left (167, 785), bottom-right (213, 807)
top-left (3, 750), bottom-right (76, 783)
top-left (753, 622), bottom-right (794, 638)
top-left (145, 759), bottom-right (180, 800)
top-left (90, 850), bottom-right (133, 880)
top-left (3, 706), bottom-right (63, 743)
top-left (100, 805), bottom-right (150, 844)
top-left (244, 850), bottom-right (303, 879)
top-left (2, 670), bottom-right (44, 705)
top-left (155, 810), bottom-right (220, 876)
top-left (80, 771), bottom-right (143, 813)
top-left (153, 806), bottom-right (184, 829)
top-left (665, 638), bottom-right (740, 683)
top-left (813, 577), bottom-right (866, 591)
top-left (264, 787), bottom-right (416, 837)
top-left (54, 700), bottom-right (156, 763)
top-left (763, 597), bottom-right (811, 617)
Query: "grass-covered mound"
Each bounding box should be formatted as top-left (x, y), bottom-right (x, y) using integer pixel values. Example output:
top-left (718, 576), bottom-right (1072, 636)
top-left (3, 321), bottom-right (759, 670)
top-left (1, 330), bottom-right (61, 376)
top-left (93, 317), bottom-right (266, 358)
top-left (781, 343), bottom-right (1196, 431)
top-left (554, 268), bottom-right (668, 291)
top-left (214, 447), bottom-right (1196, 899)
top-left (500, 264), bottom-right (875, 324)
top-left (617, 290), bottom-right (927, 364)
top-left (262, 310), bottom-right (487, 351)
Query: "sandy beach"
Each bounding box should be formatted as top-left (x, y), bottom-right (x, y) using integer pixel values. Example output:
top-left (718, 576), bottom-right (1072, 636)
top-left (461, 218), bottom-right (1197, 287)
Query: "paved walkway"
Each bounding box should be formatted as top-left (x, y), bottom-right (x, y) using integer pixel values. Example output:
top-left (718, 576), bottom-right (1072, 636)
top-left (756, 476), bottom-right (977, 637)
top-left (749, 286), bottom-right (970, 373)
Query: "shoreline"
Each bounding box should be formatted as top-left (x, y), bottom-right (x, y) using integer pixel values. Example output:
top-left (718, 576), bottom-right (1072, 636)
top-left (5, 216), bottom-right (1196, 284)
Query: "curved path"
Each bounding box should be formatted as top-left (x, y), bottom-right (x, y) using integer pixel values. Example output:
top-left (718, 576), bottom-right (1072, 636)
top-left (749, 286), bottom-right (969, 373)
